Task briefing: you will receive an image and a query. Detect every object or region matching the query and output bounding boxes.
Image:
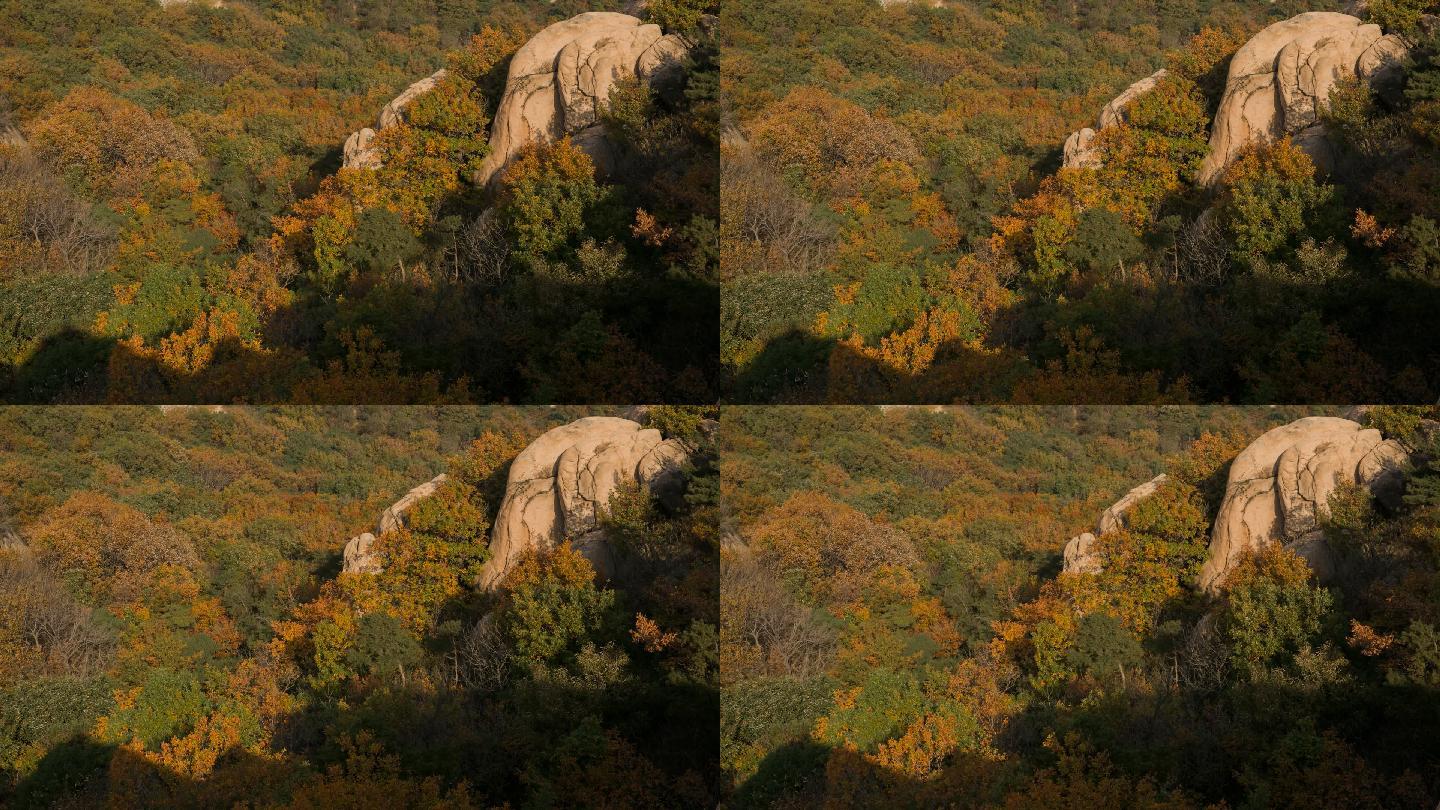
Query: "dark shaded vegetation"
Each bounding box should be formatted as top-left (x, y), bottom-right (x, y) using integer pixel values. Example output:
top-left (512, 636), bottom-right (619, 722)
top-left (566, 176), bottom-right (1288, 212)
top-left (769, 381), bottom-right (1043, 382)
top-left (0, 0), bottom-right (720, 403)
top-left (721, 405), bottom-right (1440, 807)
top-left (0, 405), bottom-right (720, 807)
top-left (722, 0), bottom-right (1440, 403)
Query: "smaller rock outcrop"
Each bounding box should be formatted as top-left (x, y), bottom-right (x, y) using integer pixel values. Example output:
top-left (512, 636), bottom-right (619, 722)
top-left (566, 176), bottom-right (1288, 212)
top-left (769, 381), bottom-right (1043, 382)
top-left (1198, 417), bottom-right (1412, 592)
top-left (1063, 532), bottom-right (1102, 575)
top-left (478, 416), bottom-right (697, 590)
top-left (1062, 473), bottom-right (1169, 574)
top-left (342, 532), bottom-right (381, 575)
top-left (343, 69), bottom-right (450, 170)
top-left (1098, 473), bottom-right (1168, 535)
top-left (1062, 69), bottom-right (1168, 169)
top-left (378, 473), bottom-right (448, 536)
top-left (340, 473), bottom-right (449, 574)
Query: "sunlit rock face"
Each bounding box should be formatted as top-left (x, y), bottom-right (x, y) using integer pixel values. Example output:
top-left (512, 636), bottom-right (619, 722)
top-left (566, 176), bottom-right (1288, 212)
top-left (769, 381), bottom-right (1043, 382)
top-left (477, 416), bottom-right (694, 590)
top-left (338, 415), bottom-right (698, 585)
top-left (473, 11), bottom-right (688, 186)
top-left (1061, 473), bottom-right (1168, 574)
top-left (1061, 69), bottom-right (1168, 170)
top-left (342, 12), bottom-right (690, 181)
top-left (1197, 12), bottom-right (1409, 185)
top-left (1198, 417), bottom-right (1411, 592)
top-left (342, 532), bottom-right (381, 575)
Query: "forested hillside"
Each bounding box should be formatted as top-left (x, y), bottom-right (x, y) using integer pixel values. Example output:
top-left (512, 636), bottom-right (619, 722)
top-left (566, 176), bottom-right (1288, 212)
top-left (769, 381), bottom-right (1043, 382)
top-left (0, 0), bottom-right (720, 403)
top-left (722, 0), bottom-right (1440, 403)
top-left (0, 405), bottom-right (720, 807)
top-left (721, 405), bottom-right (1440, 806)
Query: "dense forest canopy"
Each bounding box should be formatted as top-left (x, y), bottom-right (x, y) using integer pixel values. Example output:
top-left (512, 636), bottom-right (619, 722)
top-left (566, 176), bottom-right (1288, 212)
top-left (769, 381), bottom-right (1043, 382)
top-left (0, 405), bottom-right (720, 807)
top-left (720, 405), bottom-right (1440, 807)
top-left (722, 0), bottom-right (1440, 403)
top-left (0, 0), bottom-right (721, 403)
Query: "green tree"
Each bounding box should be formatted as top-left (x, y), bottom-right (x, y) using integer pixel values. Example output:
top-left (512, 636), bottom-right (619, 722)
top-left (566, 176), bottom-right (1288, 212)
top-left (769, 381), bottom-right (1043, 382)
top-left (1219, 140), bottom-right (1337, 259)
top-left (499, 140), bottom-right (610, 260)
top-left (344, 208), bottom-right (424, 276)
top-left (1219, 547), bottom-right (1334, 678)
top-left (501, 544), bottom-right (618, 665)
top-left (1065, 612), bottom-right (1144, 684)
top-left (346, 611), bottom-right (423, 681)
top-left (1063, 208), bottom-right (1144, 277)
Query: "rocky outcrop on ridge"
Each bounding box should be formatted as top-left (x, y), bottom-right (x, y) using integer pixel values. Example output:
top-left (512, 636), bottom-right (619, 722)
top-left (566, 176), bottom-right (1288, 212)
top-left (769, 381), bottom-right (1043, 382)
top-left (1062, 69), bottom-right (1168, 170)
top-left (473, 11), bottom-right (688, 186)
top-left (1196, 12), bottom-right (1410, 185)
top-left (1062, 416), bottom-right (1416, 592)
top-left (477, 415), bottom-right (695, 590)
top-left (341, 473), bottom-right (450, 574)
top-left (343, 69), bottom-right (450, 170)
top-left (1197, 416), bottom-right (1411, 591)
top-left (1062, 473), bottom-right (1168, 574)
top-left (342, 12), bottom-right (690, 182)
top-left (1059, 13), bottom-right (1414, 183)
top-left (336, 415), bottom-right (704, 585)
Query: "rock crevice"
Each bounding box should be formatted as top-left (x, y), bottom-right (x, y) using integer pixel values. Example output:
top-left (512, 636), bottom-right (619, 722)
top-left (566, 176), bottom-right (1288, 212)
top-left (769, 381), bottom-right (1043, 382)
top-left (478, 415), bottom-right (696, 589)
top-left (1197, 12), bottom-right (1409, 184)
top-left (1196, 416), bottom-right (1410, 591)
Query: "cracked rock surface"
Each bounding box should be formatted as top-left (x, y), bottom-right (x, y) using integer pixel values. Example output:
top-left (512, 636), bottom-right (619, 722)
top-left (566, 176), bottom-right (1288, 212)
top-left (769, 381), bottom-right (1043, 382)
top-left (474, 12), bottom-right (688, 185)
top-left (478, 416), bottom-right (695, 590)
top-left (1199, 416), bottom-right (1411, 591)
top-left (1197, 12), bottom-right (1409, 185)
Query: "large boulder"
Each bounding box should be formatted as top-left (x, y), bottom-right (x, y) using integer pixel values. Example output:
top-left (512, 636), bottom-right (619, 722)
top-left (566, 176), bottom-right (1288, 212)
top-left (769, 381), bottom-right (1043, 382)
top-left (473, 12), bottom-right (689, 186)
top-left (343, 69), bottom-right (450, 170)
top-left (1197, 13), bottom-right (1410, 185)
top-left (340, 473), bottom-right (449, 574)
top-left (342, 13), bottom-right (691, 180)
top-left (478, 416), bottom-right (695, 590)
top-left (1198, 417), bottom-right (1412, 591)
top-left (1062, 473), bottom-right (1169, 574)
top-left (1062, 69), bottom-right (1168, 169)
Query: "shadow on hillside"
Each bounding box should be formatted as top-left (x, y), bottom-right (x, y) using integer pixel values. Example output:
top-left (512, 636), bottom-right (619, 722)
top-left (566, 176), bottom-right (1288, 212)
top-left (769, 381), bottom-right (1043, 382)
top-left (729, 271), bottom-right (1440, 405)
top-left (726, 674), bottom-right (1440, 809)
top-left (6, 671), bottom-right (721, 809)
top-left (0, 327), bottom-right (310, 405)
top-left (0, 260), bottom-right (721, 404)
